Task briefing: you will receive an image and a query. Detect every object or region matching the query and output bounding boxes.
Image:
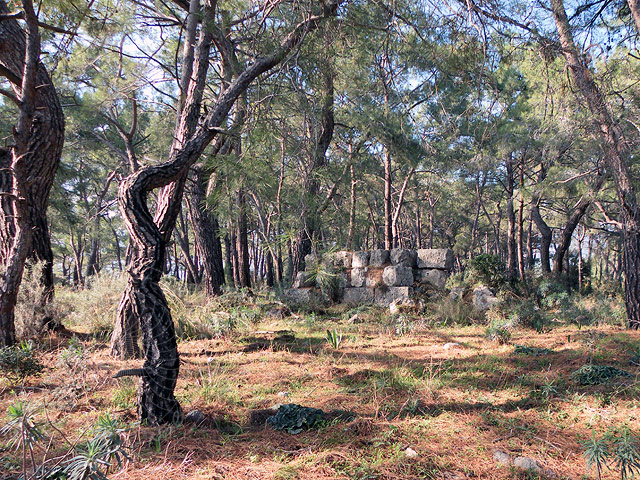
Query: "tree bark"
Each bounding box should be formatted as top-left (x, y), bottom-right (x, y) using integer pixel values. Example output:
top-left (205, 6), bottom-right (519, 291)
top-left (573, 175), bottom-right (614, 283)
top-left (505, 153), bottom-right (517, 280)
top-left (0, 0), bottom-right (64, 345)
top-left (112, 0), bottom-right (343, 423)
top-left (551, 0), bottom-right (640, 327)
top-left (186, 167), bottom-right (224, 296)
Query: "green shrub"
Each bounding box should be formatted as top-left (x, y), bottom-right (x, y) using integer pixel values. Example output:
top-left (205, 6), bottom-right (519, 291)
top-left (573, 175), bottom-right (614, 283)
top-left (467, 254), bottom-right (507, 290)
top-left (0, 341), bottom-right (44, 384)
top-left (266, 404), bottom-right (325, 434)
top-left (583, 426), bottom-right (640, 480)
top-left (485, 321), bottom-right (511, 344)
top-left (571, 364), bottom-right (632, 385)
top-left (15, 261), bottom-right (65, 339)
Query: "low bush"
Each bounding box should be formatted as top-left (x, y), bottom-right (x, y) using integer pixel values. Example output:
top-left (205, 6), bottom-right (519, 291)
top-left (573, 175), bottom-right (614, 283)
top-left (0, 341), bottom-right (44, 384)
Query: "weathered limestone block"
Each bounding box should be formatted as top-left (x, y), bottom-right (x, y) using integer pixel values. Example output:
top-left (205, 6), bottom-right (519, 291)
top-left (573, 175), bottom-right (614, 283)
top-left (416, 249), bottom-right (453, 270)
top-left (304, 253), bottom-right (318, 269)
top-left (322, 250), bottom-right (352, 268)
top-left (352, 251), bottom-right (370, 268)
top-left (344, 287), bottom-right (374, 304)
top-left (382, 265), bottom-right (414, 286)
top-left (375, 286), bottom-right (413, 306)
top-left (369, 249), bottom-right (389, 267)
top-left (366, 268), bottom-right (384, 288)
top-left (390, 248), bottom-right (417, 267)
top-left (292, 271), bottom-right (315, 288)
top-left (472, 285), bottom-right (498, 310)
top-left (283, 289), bottom-right (321, 304)
top-left (416, 268), bottom-right (449, 289)
top-left (351, 267), bottom-right (367, 287)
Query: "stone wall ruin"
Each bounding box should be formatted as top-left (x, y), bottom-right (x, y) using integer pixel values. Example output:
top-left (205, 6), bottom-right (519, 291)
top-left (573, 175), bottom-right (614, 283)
top-left (285, 248), bottom-right (453, 306)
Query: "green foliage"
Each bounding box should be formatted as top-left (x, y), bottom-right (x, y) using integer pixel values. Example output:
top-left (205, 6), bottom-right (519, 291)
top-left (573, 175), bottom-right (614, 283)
top-left (0, 341), bottom-right (44, 384)
top-left (266, 404), bottom-right (325, 434)
top-left (536, 278), bottom-right (570, 309)
top-left (467, 254), bottom-right (507, 290)
top-left (571, 365), bottom-right (632, 386)
top-left (58, 337), bottom-right (86, 371)
top-left (484, 321), bottom-right (511, 344)
top-left (325, 329), bottom-right (343, 349)
top-left (513, 345), bottom-right (553, 356)
top-left (0, 401), bottom-right (46, 451)
top-left (582, 427), bottom-right (640, 480)
top-left (310, 260), bottom-right (340, 302)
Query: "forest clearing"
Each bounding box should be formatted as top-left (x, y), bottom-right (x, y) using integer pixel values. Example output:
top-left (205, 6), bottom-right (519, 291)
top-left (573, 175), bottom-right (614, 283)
top-left (1, 279), bottom-right (639, 480)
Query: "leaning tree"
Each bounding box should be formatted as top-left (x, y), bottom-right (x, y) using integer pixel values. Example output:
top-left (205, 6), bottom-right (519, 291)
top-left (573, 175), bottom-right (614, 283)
top-left (110, 0), bottom-right (344, 425)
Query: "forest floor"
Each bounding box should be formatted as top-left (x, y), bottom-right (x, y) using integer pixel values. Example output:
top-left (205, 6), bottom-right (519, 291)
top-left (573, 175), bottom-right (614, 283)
top-left (1, 300), bottom-right (639, 480)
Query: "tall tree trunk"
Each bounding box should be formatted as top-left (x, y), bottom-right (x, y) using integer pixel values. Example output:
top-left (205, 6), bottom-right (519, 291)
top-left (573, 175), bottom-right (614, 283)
top-left (552, 175), bottom-right (604, 274)
top-left (383, 148), bottom-right (393, 250)
top-left (0, 0), bottom-right (64, 345)
top-left (235, 189), bottom-right (252, 289)
top-left (505, 153), bottom-right (517, 280)
top-left (551, 0), bottom-right (640, 327)
top-left (186, 167), bottom-right (224, 296)
top-left (292, 55), bottom-right (334, 277)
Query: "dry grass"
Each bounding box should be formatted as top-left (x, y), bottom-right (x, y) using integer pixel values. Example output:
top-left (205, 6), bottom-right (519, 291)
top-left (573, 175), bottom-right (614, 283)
top-left (1, 302), bottom-right (639, 480)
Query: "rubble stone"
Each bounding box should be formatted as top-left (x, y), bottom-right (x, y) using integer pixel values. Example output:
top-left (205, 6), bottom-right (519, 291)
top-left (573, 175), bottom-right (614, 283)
top-left (472, 285), bottom-right (498, 310)
top-left (416, 268), bottom-right (449, 289)
top-left (283, 289), bottom-right (321, 304)
top-left (304, 253), bottom-right (318, 269)
top-left (366, 268), bottom-right (384, 288)
top-left (375, 286), bottom-right (413, 305)
top-left (292, 271), bottom-right (315, 288)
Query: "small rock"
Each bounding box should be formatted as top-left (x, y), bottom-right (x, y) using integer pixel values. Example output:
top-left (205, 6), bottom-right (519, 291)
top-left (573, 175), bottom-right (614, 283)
top-left (184, 409), bottom-right (205, 425)
top-left (389, 301), bottom-right (401, 315)
top-left (493, 449), bottom-right (511, 465)
top-left (207, 356), bottom-right (215, 364)
top-left (405, 447), bottom-right (418, 458)
top-left (348, 314), bottom-right (363, 324)
top-left (513, 456), bottom-right (541, 472)
top-left (277, 391), bottom-right (290, 398)
top-left (443, 342), bottom-right (460, 350)
top-left (472, 285), bottom-right (499, 311)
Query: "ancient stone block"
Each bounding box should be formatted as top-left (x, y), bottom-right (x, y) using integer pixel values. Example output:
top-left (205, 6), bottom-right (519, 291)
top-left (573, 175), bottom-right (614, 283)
top-left (283, 288), bottom-right (321, 304)
top-left (416, 248), bottom-right (453, 270)
top-left (369, 249), bottom-right (389, 267)
top-left (366, 268), bottom-right (384, 288)
top-left (382, 265), bottom-right (414, 286)
top-left (292, 271), bottom-right (315, 288)
top-left (352, 251), bottom-right (370, 268)
top-left (304, 253), bottom-right (318, 269)
top-left (343, 287), bottom-right (374, 305)
top-left (351, 267), bottom-right (366, 287)
top-left (416, 268), bottom-right (449, 289)
top-left (390, 248), bottom-right (417, 267)
top-left (333, 251), bottom-right (352, 268)
top-left (375, 286), bottom-right (413, 305)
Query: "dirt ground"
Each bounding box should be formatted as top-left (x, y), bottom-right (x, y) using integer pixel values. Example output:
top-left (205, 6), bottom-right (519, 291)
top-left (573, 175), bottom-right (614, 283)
top-left (1, 314), bottom-right (639, 480)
